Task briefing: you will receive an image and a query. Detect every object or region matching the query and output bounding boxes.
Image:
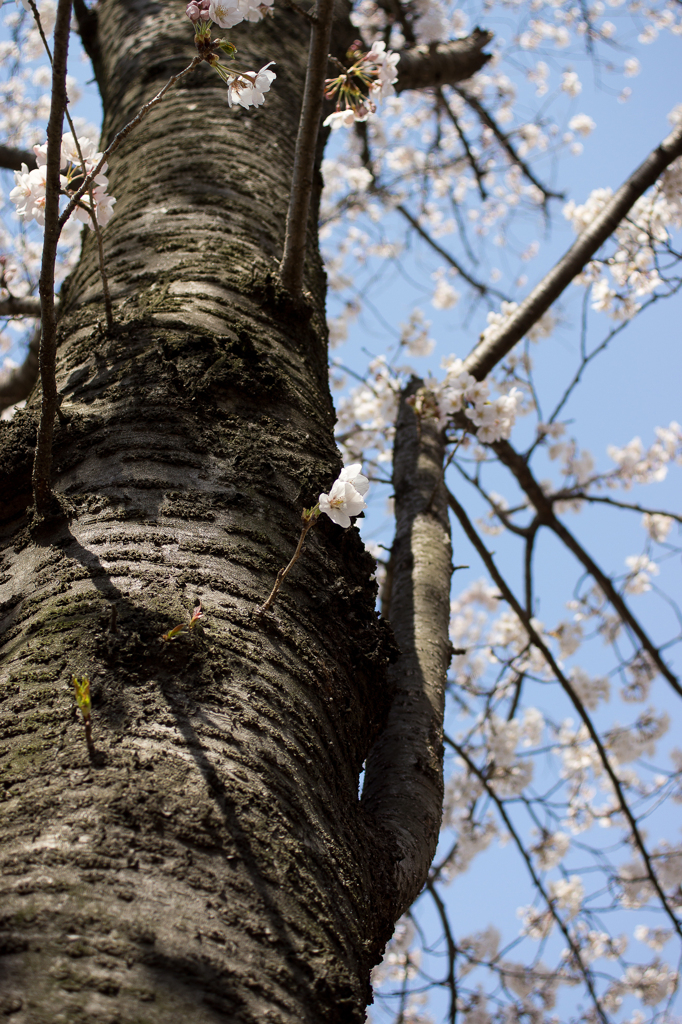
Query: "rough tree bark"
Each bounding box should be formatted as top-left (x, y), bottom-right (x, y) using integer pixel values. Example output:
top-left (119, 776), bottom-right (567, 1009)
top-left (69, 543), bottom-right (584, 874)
top-left (0, 0), bottom-right (463, 1020)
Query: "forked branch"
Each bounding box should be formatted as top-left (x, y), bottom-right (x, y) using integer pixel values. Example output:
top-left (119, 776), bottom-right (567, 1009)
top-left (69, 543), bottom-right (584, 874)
top-left (445, 484), bottom-right (682, 941)
top-left (493, 438), bottom-right (681, 697)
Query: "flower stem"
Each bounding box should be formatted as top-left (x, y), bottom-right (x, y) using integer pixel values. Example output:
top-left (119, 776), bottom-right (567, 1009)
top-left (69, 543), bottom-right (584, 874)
top-left (59, 57), bottom-right (202, 231)
top-left (259, 514), bottom-right (317, 614)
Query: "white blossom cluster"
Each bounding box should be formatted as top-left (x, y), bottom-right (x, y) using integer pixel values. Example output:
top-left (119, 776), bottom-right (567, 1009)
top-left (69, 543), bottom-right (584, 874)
top-left (324, 42), bottom-right (400, 131)
top-left (335, 355), bottom-right (401, 464)
top-left (430, 356), bottom-right (524, 442)
top-left (193, 0), bottom-right (274, 30)
top-left (566, 151), bottom-right (682, 321)
top-left (0, 5), bottom-right (101, 368)
top-left (184, 0), bottom-right (277, 107)
top-left (10, 132), bottom-right (115, 228)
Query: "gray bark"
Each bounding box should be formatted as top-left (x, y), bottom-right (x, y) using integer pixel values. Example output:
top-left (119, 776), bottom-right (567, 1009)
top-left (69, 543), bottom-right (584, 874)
top-left (0, 0), bottom-right (441, 1020)
top-left (362, 383), bottom-right (453, 916)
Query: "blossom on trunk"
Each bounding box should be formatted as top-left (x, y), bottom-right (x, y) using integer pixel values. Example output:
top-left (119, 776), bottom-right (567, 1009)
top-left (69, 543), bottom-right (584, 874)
top-left (319, 464), bottom-right (369, 528)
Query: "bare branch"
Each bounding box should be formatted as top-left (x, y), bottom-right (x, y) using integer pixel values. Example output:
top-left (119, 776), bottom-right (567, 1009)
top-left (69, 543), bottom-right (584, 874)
top-left (279, 0), bottom-right (335, 296)
top-left (353, 121), bottom-right (506, 301)
top-left (362, 381), bottom-right (453, 914)
top-left (59, 57), bottom-right (202, 230)
top-left (0, 296), bottom-right (42, 317)
top-left (446, 484), bottom-right (682, 941)
top-left (493, 438), bottom-right (682, 699)
top-left (564, 493), bottom-right (682, 524)
top-left (0, 144), bottom-right (36, 172)
top-left (396, 203), bottom-right (508, 300)
top-left (395, 31), bottom-right (493, 93)
top-left (436, 87), bottom-right (488, 201)
top-left (460, 741), bottom-right (608, 1016)
top-left (463, 118), bottom-right (682, 381)
top-left (32, 0), bottom-right (73, 515)
top-left (425, 880), bottom-right (459, 1024)
top-left (452, 85), bottom-right (564, 204)
top-left (446, 737), bottom-right (608, 1024)
top-left (0, 329), bottom-right (39, 411)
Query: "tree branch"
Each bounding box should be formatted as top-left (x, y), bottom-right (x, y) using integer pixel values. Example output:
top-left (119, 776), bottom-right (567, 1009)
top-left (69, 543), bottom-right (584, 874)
top-left (32, 0), bottom-right (72, 515)
top-left (562, 492), bottom-right (682, 524)
top-left (425, 880), bottom-right (459, 1024)
top-left (396, 202), bottom-right (508, 300)
top-left (436, 87), bottom-right (488, 201)
top-left (395, 31), bottom-right (493, 93)
top-left (493, 438), bottom-right (682, 698)
top-left (0, 144), bottom-right (37, 171)
top-left (0, 296), bottom-right (42, 317)
top-left (445, 484), bottom-right (682, 942)
top-left (352, 121), bottom-right (506, 301)
top-left (463, 118), bottom-right (682, 380)
top-left (0, 329), bottom-right (40, 411)
top-left (362, 382), bottom-right (453, 915)
top-left (59, 57), bottom-right (202, 230)
top-left (72, 0), bottom-right (102, 90)
top-left (445, 736), bottom-right (608, 1024)
top-left (279, 0), bottom-right (335, 296)
top-left (452, 85), bottom-right (564, 204)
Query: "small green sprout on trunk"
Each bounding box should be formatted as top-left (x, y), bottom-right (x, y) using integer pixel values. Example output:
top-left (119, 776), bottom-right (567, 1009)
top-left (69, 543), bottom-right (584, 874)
top-left (162, 601), bottom-right (204, 642)
top-left (72, 675), bottom-right (95, 757)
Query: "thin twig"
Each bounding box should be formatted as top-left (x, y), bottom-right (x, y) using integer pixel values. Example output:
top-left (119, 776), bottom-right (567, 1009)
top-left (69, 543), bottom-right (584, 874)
top-left (563, 494), bottom-right (682, 524)
top-left (425, 880), bottom-right (459, 1024)
top-left (445, 484), bottom-right (682, 942)
top-left (279, 0), bottom-right (335, 295)
top-left (27, 0), bottom-right (114, 329)
top-left (89, 203), bottom-right (113, 328)
top-left (452, 84), bottom-right (563, 205)
top-left (396, 203), bottom-right (508, 300)
top-left (31, 0), bottom-right (72, 515)
top-left (59, 57), bottom-right (202, 230)
top-left (436, 87), bottom-right (488, 201)
top-left (259, 516), bottom-right (317, 614)
top-left (493, 438), bottom-right (682, 697)
top-left (445, 736), bottom-right (608, 1024)
top-left (62, 124), bottom-right (114, 328)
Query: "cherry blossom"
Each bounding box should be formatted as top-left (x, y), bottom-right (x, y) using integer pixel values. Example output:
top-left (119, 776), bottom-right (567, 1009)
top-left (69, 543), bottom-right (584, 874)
top-left (319, 464), bottom-right (369, 527)
top-left (8, 134), bottom-right (116, 230)
top-left (227, 63), bottom-right (276, 109)
top-left (9, 162), bottom-right (48, 225)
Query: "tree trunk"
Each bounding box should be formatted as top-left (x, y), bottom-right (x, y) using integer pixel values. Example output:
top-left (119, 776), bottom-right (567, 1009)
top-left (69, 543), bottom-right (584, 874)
top-left (0, 2), bottom-right (409, 1020)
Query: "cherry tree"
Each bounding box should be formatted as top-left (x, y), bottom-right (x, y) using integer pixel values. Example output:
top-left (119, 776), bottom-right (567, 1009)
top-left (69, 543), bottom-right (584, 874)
top-left (0, 0), bottom-right (681, 1021)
